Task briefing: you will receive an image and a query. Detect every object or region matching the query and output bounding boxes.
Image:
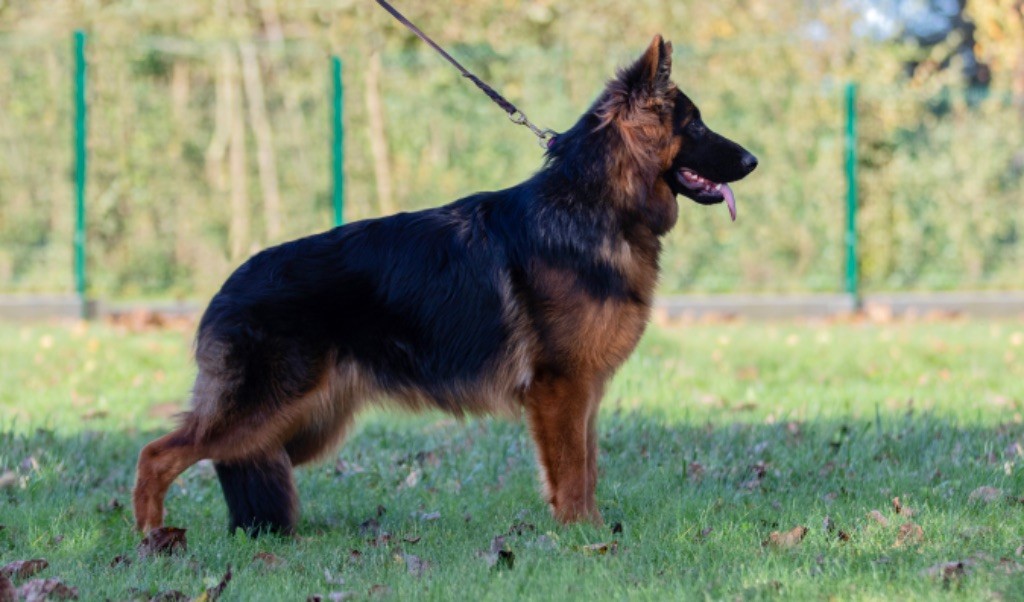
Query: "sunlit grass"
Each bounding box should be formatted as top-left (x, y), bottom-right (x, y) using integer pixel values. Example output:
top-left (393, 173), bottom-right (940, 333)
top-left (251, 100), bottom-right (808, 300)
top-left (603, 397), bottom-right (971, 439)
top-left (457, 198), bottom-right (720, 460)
top-left (1, 319), bottom-right (1023, 600)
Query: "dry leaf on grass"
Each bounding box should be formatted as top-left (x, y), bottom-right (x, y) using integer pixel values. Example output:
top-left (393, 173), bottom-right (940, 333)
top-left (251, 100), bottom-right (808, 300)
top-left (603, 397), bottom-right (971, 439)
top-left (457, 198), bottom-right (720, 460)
top-left (194, 565), bottom-right (232, 602)
top-left (15, 578), bottom-right (78, 601)
top-left (763, 526), bottom-right (808, 549)
top-left (895, 522), bottom-right (924, 547)
top-left (0, 559), bottom-right (48, 579)
top-left (507, 522), bottom-right (535, 536)
top-left (252, 552), bottom-right (284, 569)
top-left (109, 555), bottom-right (131, 568)
top-left (400, 554), bottom-right (430, 578)
top-left (892, 497), bottom-right (916, 517)
top-left (368, 585), bottom-right (391, 597)
top-left (922, 560), bottom-right (972, 583)
top-left (866, 510), bottom-right (889, 527)
top-left (0, 472), bottom-right (17, 490)
top-left (480, 535), bottom-right (515, 570)
top-left (358, 518), bottom-right (380, 536)
top-left (580, 541), bottom-right (619, 555)
top-left (138, 527), bottom-right (187, 558)
top-left (969, 486), bottom-right (1002, 503)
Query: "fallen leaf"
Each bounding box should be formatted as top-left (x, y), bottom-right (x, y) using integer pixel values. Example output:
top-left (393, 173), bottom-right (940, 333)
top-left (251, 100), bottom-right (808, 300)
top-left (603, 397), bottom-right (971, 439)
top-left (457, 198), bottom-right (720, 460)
top-left (481, 535), bottom-right (515, 570)
top-left (611, 522), bottom-right (623, 535)
top-left (494, 549), bottom-right (515, 570)
top-left (866, 510), bottom-right (889, 527)
top-left (0, 472), bottom-right (17, 490)
top-left (0, 575), bottom-right (15, 602)
top-left (895, 522), bottom-right (924, 547)
top-left (15, 578), bottom-right (78, 601)
top-left (0, 559), bottom-right (48, 579)
top-left (997, 557), bottom-right (1024, 574)
top-left (418, 511), bottom-right (441, 522)
top-left (368, 585), bottom-right (391, 597)
top-left (358, 518), bottom-right (380, 536)
top-left (401, 554), bottom-right (429, 578)
top-left (196, 565), bottom-right (232, 602)
top-left (366, 532), bottom-right (391, 547)
top-left (403, 469), bottom-right (421, 488)
top-left (763, 526), bottom-right (808, 549)
top-left (922, 560), bottom-right (972, 583)
top-left (109, 555), bottom-right (131, 568)
top-left (580, 541), bottom-right (618, 555)
top-left (252, 552), bottom-right (284, 568)
top-left (838, 530), bottom-right (852, 542)
top-left (137, 527), bottom-right (187, 558)
top-left (687, 462), bottom-right (705, 482)
top-left (402, 535), bottom-right (421, 544)
top-left (969, 486), bottom-right (1002, 503)
top-left (348, 549), bottom-right (363, 563)
top-left (892, 496), bottom-right (916, 518)
top-left (507, 522), bottom-right (535, 536)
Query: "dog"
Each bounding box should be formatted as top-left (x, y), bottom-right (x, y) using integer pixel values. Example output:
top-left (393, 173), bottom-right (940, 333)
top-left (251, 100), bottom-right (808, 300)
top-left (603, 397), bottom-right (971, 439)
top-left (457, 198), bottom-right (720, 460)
top-left (133, 35), bottom-right (757, 535)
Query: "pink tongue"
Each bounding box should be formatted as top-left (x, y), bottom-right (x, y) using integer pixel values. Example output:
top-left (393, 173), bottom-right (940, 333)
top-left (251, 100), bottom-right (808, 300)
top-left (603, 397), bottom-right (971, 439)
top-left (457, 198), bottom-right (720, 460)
top-left (721, 183), bottom-right (737, 221)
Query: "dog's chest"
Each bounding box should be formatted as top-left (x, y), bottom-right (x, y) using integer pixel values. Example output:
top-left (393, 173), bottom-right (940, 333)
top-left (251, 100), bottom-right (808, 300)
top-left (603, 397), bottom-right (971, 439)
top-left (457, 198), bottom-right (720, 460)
top-left (529, 252), bottom-right (655, 374)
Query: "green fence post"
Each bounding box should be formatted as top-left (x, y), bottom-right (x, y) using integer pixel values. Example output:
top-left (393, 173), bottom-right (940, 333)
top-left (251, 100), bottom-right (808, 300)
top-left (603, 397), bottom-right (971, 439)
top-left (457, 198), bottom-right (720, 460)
top-left (331, 56), bottom-right (344, 227)
top-left (844, 82), bottom-right (860, 308)
top-left (73, 30), bottom-right (89, 316)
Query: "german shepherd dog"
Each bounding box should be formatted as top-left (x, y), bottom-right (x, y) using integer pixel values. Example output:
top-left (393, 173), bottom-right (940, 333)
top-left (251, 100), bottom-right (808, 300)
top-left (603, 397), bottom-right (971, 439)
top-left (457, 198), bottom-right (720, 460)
top-left (133, 35), bottom-right (757, 535)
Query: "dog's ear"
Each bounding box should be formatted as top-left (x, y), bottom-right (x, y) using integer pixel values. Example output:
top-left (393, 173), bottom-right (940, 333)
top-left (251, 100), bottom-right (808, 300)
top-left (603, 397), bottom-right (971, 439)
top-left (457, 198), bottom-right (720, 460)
top-left (622, 35), bottom-right (673, 98)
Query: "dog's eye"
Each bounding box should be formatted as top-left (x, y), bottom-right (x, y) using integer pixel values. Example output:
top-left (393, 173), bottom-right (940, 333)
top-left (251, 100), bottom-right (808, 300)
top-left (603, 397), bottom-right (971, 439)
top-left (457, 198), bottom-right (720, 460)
top-left (687, 121), bottom-right (707, 137)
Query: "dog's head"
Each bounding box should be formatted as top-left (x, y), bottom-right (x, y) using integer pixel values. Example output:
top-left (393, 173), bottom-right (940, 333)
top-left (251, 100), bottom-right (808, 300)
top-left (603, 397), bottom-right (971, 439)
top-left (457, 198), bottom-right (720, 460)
top-left (592, 35), bottom-right (757, 223)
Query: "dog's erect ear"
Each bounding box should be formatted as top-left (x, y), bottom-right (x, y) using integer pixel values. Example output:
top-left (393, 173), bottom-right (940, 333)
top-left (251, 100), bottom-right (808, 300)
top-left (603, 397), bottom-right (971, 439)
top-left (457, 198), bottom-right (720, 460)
top-left (596, 35), bottom-right (674, 128)
top-left (622, 34), bottom-right (673, 97)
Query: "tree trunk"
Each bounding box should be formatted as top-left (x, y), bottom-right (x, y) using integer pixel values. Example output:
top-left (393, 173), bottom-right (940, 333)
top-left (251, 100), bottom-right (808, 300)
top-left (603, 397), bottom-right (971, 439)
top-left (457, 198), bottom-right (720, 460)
top-left (365, 50), bottom-right (396, 215)
top-left (239, 41), bottom-right (283, 242)
top-left (225, 48), bottom-right (250, 261)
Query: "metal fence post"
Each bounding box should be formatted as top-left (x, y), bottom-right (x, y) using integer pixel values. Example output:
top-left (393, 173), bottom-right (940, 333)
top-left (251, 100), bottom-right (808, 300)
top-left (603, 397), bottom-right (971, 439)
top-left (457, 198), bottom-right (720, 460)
top-left (844, 82), bottom-right (860, 308)
top-left (73, 30), bottom-right (89, 316)
top-left (331, 56), bottom-right (344, 227)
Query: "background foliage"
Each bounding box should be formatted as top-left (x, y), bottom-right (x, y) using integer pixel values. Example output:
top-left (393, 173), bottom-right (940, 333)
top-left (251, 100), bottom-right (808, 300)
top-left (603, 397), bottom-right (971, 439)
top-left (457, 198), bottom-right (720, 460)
top-left (0, 0), bottom-right (1022, 297)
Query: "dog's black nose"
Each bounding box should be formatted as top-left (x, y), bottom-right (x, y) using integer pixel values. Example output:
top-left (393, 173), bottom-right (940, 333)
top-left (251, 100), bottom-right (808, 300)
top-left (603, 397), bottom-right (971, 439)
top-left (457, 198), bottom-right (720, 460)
top-left (741, 152), bottom-right (758, 174)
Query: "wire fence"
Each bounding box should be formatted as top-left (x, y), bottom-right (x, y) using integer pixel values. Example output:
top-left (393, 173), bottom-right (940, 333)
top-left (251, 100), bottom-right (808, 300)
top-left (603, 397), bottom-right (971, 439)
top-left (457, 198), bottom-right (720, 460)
top-left (0, 33), bottom-right (1022, 300)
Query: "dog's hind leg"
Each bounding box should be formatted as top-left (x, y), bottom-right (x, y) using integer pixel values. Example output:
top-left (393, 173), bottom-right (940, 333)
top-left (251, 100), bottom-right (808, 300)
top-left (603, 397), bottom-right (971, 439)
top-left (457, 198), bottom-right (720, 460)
top-left (525, 374), bottom-right (604, 525)
top-left (133, 426), bottom-right (204, 533)
top-left (214, 448), bottom-right (297, 535)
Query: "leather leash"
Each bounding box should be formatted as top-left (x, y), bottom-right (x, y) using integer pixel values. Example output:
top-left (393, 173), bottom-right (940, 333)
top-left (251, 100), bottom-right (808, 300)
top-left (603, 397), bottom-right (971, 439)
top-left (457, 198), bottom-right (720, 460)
top-left (375, 0), bottom-right (557, 149)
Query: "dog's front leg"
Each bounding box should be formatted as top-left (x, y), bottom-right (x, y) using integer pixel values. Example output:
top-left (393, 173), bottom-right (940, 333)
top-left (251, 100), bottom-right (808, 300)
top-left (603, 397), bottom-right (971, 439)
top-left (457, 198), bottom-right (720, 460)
top-left (525, 375), bottom-right (603, 524)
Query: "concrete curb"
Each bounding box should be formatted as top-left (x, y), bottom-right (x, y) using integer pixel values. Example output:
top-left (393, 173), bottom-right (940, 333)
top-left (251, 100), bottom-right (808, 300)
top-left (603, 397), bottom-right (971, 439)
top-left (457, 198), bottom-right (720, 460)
top-left (1, 293), bottom-right (1022, 322)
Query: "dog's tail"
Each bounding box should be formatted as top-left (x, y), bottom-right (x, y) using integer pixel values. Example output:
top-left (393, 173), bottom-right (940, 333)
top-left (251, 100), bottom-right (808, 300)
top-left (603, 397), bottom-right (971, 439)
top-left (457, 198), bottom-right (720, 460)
top-left (214, 449), bottom-right (297, 536)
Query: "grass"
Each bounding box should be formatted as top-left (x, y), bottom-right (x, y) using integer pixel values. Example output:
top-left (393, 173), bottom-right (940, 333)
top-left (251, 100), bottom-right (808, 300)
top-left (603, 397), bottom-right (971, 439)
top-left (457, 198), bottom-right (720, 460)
top-left (1, 318), bottom-right (1023, 600)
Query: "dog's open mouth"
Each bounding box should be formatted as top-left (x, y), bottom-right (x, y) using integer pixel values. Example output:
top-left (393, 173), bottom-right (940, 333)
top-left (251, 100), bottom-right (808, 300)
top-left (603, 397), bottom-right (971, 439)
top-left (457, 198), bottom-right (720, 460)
top-left (677, 168), bottom-right (737, 221)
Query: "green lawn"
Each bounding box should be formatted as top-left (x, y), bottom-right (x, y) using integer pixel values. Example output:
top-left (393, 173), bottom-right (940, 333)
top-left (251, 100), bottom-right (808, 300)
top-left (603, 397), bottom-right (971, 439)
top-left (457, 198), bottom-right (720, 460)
top-left (1, 319), bottom-right (1023, 600)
